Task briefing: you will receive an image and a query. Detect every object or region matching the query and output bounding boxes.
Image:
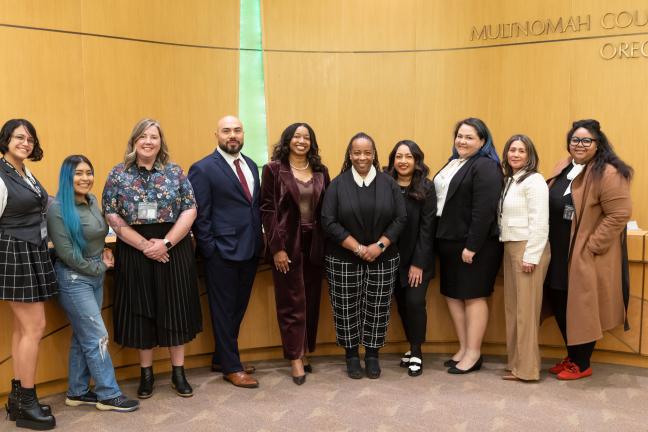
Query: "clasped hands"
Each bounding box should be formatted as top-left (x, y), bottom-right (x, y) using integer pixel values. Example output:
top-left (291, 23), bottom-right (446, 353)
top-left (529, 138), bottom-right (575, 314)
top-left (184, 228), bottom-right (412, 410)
top-left (354, 243), bottom-right (382, 262)
top-left (141, 238), bottom-right (169, 263)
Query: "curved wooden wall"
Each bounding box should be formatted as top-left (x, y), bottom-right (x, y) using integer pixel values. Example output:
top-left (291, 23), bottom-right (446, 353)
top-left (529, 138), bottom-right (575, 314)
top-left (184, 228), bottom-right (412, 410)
top-left (1, 0), bottom-right (648, 396)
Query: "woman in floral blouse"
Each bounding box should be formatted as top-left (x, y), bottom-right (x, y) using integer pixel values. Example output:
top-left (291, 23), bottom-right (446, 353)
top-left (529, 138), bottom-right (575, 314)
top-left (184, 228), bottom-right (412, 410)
top-left (102, 118), bottom-right (201, 399)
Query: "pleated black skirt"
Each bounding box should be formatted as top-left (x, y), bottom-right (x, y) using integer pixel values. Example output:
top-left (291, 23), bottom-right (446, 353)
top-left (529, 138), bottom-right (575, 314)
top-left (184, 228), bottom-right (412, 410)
top-left (437, 238), bottom-right (503, 300)
top-left (113, 223), bottom-right (202, 349)
top-left (0, 233), bottom-right (57, 302)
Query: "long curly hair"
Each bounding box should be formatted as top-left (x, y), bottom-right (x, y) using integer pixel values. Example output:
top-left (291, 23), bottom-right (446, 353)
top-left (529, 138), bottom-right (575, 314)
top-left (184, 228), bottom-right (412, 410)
top-left (270, 122), bottom-right (325, 172)
top-left (566, 119), bottom-right (632, 180)
top-left (340, 132), bottom-right (381, 174)
top-left (386, 140), bottom-right (429, 201)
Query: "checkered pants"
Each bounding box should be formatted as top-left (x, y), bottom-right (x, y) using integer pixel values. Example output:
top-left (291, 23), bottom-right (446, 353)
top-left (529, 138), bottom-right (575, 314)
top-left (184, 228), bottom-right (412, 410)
top-left (325, 254), bottom-right (399, 349)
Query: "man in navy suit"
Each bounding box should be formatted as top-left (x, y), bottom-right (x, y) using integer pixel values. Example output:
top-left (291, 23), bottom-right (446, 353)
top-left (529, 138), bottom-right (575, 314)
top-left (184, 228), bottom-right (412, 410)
top-left (188, 115), bottom-right (263, 388)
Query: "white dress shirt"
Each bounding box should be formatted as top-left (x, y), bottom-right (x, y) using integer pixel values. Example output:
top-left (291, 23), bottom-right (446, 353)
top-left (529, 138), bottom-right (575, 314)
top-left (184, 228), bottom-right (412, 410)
top-left (433, 158), bottom-right (468, 216)
top-left (217, 146), bottom-right (255, 195)
top-left (498, 170), bottom-right (549, 264)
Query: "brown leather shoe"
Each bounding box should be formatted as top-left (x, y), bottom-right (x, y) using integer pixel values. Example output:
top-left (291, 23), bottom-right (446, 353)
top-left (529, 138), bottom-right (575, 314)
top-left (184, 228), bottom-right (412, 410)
top-left (223, 372), bottom-right (259, 388)
top-left (212, 363), bottom-right (256, 374)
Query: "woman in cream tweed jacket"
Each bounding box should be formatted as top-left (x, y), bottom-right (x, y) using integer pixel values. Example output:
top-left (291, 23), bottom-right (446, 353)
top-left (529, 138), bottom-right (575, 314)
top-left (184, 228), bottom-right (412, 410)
top-left (498, 134), bottom-right (549, 382)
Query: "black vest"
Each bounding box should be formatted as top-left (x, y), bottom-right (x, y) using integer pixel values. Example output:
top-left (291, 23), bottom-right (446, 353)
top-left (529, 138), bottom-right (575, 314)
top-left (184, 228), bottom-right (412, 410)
top-left (0, 162), bottom-right (49, 246)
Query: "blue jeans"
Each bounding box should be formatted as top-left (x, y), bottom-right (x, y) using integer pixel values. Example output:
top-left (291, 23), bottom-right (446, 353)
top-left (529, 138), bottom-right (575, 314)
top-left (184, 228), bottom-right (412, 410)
top-left (55, 259), bottom-right (121, 400)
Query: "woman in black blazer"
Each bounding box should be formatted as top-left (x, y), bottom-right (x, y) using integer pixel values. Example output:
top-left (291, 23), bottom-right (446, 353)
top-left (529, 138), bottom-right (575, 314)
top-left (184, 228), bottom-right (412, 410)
top-left (433, 118), bottom-right (503, 374)
top-left (322, 132), bottom-right (407, 380)
top-left (386, 140), bottom-right (436, 377)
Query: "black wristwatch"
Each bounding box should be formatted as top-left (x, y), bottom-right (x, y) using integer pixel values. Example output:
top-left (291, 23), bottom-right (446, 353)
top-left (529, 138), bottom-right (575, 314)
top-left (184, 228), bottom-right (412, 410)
top-left (163, 239), bottom-right (173, 250)
top-left (376, 241), bottom-right (386, 251)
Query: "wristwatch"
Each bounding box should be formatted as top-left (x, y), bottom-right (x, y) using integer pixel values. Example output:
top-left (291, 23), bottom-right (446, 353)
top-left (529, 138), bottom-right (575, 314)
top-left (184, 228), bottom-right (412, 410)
top-left (163, 238), bottom-right (173, 250)
top-left (376, 241), bottom-right (386, 251)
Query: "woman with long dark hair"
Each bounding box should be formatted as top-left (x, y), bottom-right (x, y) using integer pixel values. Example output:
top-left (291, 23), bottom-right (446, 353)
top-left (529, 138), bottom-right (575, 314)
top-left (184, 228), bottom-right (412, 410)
top-left (498, 135), bottom-right (550, 381)
top-left (386, 140), bottom-right (436, 377)
top-left (0, 119), bottom-right (56, 430)
top-left (322, 132), bottom-right (407, 380)
top-left (261, 123), bottom-right (330, 385)
top-left (545, 119), bottom-right (632, 380)
top-left (48, 155), bottom-right (139, 411)
top-left (433, 118), bottom-right (503, 374)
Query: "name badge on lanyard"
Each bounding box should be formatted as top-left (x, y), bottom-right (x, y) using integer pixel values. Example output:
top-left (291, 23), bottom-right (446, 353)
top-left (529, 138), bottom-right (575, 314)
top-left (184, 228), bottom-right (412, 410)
top-left (138, 202), bottom-right (158, 220)
top-left (40, 219), bottom-right (48, 240)
top-left (563, 204), bottom-right (575, 221)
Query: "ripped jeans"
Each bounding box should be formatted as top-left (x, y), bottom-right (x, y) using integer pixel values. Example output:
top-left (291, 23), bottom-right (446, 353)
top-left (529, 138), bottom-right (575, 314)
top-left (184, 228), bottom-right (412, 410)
top-left (55, 258), bottom-right (122, 400)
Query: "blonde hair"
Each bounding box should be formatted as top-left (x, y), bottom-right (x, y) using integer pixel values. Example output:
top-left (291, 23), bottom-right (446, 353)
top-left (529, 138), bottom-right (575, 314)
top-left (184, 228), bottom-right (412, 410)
top-left (124, 118), bottom-right (170, 169)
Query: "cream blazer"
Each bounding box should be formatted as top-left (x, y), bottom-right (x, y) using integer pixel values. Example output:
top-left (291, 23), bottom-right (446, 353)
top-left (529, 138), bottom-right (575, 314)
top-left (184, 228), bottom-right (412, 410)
top-left (498, 170), bottom-right (549, 264)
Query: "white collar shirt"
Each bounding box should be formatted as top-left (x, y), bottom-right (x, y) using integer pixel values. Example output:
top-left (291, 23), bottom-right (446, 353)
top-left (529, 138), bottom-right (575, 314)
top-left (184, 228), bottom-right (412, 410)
top-left (351, 165), bottom-right (377, 187)
top-left (217, 146), bottom-right (255, 195)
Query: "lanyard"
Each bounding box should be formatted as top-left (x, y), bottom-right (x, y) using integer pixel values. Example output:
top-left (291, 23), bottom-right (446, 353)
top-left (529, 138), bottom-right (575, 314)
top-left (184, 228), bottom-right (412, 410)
top-left (0, 158), bottom-right (42, 197)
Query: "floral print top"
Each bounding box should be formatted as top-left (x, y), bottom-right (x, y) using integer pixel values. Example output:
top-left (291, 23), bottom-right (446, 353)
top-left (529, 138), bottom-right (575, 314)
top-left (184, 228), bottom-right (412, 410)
top-left (102, 162), bottom-right (196, 225)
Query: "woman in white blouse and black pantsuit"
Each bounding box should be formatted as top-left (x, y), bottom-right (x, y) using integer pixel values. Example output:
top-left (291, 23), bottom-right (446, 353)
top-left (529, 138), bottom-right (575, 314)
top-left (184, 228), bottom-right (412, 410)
top-left (499, 134), bottom-right (550, 381)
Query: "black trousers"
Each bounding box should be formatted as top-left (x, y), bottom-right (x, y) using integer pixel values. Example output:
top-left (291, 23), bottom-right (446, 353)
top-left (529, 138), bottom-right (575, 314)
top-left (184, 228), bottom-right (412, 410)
top-left (393, 278), bottom-right (429, 347)
top-left (204, 251), bottom-right (258, 374)
top-left (547, 288), bottom-right (596, 370)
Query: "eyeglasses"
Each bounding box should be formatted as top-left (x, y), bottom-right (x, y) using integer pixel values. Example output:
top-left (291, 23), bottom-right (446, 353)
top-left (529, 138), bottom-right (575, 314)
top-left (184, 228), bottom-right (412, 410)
top-left (569, 137), bottom-right (596, 148)
top-left (11, 134), bottom-right (35, 145)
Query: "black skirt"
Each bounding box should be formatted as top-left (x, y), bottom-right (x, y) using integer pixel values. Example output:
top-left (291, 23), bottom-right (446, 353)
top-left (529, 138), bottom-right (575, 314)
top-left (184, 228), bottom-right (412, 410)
top-left (438, 238), bottom-right (503, 300)
top-left (113, 223), bottom-right (202, 349)
top-left (0, 233), bottom-right (57, 302)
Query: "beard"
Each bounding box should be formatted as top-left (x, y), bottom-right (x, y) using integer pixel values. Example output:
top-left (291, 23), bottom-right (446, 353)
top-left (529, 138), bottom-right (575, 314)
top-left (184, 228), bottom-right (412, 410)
top-left (218, 139), bottom-right (244, 155)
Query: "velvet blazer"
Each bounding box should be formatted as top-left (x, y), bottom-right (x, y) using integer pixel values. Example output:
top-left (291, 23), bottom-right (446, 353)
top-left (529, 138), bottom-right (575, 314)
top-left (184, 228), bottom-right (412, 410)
top-left (260, 160), bottom-right (330, 266)
top-left (434, 154), bottom-right (503, 253)
top-left (321, 169), bottom-right (407, 263)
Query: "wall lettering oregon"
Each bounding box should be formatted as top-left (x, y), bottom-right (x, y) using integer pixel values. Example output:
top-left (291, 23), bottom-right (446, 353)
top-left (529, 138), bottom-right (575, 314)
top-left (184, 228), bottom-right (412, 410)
top-left (470, 9), bottom-right (648, 60)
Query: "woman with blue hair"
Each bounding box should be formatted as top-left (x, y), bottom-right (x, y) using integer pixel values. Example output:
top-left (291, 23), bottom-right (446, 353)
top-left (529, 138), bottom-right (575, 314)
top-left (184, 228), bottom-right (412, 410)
top-left (47, 155), bottom-right (139, 412)
top-left (432, 118), bottom-right (503, 374)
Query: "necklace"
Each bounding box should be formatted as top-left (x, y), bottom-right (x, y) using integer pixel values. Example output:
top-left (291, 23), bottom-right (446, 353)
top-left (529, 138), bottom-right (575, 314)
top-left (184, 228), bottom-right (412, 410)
top-left (289, 160), bottom-right (310, 171)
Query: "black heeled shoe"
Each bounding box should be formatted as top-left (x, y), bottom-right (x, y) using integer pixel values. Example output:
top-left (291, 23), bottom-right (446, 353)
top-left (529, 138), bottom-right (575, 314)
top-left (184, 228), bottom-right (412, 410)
top-left (345, 357), bottom-right (363, 379)
top-left (448, 356), bottom-right (483, 374)
top-left (399, 351), bottom-right (411, 368)
top-left (5, 379), bottom-right (51, 421)
top-left (137, 366), bottom-right (155, 399)
top-left (443, 359), bottom-right (459, 368)
top-left (15, 385), bottom-right (56, 430)
top-left (292, 374), bottom-right (306, 385)
top-left (171, 366), bottom-right (193, 397)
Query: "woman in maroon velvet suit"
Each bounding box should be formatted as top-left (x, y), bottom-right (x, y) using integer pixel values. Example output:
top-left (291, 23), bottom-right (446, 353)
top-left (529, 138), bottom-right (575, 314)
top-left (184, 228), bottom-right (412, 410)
top-left (261, 123), bottom-right (330, 385)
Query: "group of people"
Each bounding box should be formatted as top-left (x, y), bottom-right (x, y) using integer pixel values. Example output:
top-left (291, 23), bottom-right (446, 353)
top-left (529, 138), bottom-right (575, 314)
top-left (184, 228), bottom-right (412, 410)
top-left (0, 114), bottom-right (632, 430)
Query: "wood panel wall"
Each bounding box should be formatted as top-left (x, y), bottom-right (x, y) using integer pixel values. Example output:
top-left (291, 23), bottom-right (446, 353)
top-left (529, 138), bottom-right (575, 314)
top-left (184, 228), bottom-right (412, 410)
top-left (1, 0), bottom-right (648, 396)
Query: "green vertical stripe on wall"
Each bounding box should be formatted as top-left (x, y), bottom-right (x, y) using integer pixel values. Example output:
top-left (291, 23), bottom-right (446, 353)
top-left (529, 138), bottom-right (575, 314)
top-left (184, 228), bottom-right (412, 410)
top-left (239, 0), bottom-right (268, 167)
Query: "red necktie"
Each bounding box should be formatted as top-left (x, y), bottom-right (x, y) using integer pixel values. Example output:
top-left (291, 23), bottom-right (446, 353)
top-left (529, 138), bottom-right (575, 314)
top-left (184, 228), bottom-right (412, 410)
top-left (234, 159), bottom-right (253, 203)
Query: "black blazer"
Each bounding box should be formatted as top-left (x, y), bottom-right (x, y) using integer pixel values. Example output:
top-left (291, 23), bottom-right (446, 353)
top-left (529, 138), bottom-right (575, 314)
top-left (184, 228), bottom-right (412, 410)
top-left (321, 170), bottom-right (407, 263)
top-left (397, 178), bottom-right (437, 286)
top-left (434, 154), bottom-right (503, 253)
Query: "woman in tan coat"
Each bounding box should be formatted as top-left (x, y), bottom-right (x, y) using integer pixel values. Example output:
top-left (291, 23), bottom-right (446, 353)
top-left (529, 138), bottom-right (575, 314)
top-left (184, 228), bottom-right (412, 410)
top-left (545, 119), bottom-right (632, 380)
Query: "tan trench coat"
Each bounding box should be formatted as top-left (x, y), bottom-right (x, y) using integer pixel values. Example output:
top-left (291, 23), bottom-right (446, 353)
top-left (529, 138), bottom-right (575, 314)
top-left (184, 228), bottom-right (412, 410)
top-left (547, 157), bottom-right (632, 345)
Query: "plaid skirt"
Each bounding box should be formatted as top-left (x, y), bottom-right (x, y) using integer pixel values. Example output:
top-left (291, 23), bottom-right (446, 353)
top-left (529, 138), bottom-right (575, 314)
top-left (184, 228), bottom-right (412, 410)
top-left (0, 233), bottom-right (57, 302)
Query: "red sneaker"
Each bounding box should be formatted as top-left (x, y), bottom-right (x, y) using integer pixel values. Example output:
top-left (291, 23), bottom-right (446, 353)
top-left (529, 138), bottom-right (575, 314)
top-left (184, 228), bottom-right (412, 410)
top-left (557, 363), bottom-right (592, 380)
top-left (549, 357), bottom-right (571, 374)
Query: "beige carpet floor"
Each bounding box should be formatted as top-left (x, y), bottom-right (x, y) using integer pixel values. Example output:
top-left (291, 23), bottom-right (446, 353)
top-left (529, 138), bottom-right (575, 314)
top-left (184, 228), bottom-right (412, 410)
top-left (4, 354), bottom-right (648, 432)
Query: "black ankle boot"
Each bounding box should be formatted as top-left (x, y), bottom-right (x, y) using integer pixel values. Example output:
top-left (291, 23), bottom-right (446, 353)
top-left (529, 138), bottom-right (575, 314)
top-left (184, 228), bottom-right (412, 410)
top-left (171, 366), bottom-right (193, 397)
top-left (137, 366), bottom-right (155, 399)
top-left (15, 385), bottom-right (56, 430)
top-left (5, 379), bottom-right (51, 421)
